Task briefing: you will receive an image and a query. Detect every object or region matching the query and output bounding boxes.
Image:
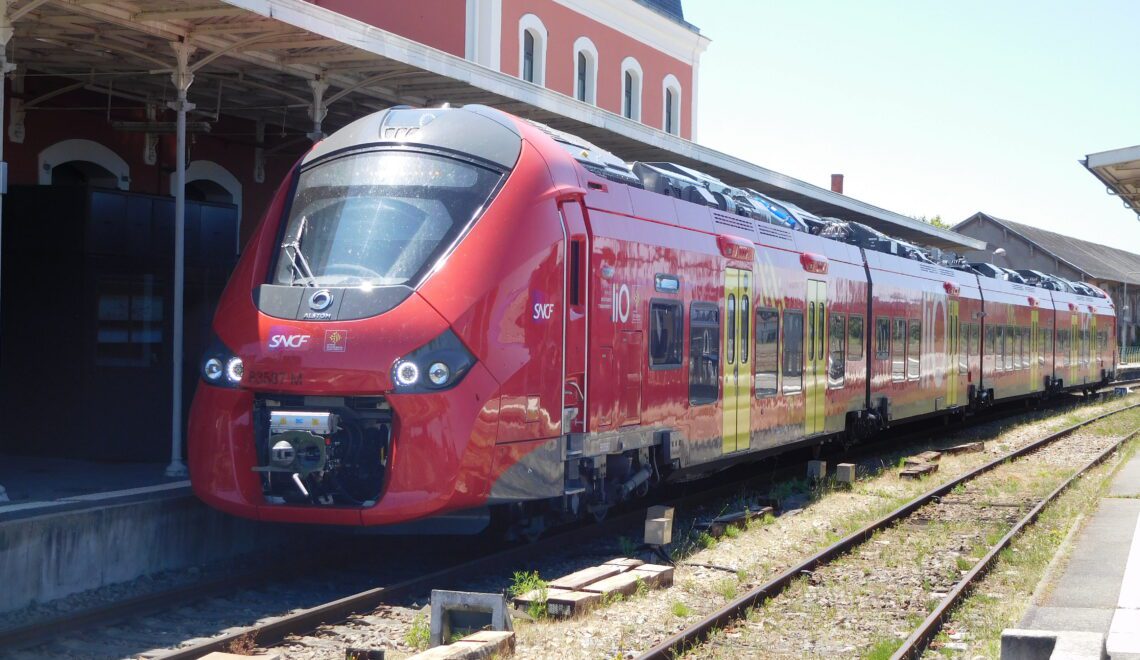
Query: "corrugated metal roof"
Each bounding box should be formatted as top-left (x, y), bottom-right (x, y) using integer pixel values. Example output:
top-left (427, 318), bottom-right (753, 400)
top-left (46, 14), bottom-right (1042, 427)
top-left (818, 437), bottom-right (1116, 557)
top-left (960, 212), bottom-right (1140, 285)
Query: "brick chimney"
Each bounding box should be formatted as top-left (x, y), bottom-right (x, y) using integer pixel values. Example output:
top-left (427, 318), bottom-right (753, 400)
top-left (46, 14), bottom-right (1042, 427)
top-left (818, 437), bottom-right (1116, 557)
top-left (831, 174), bottom-right (844, 194)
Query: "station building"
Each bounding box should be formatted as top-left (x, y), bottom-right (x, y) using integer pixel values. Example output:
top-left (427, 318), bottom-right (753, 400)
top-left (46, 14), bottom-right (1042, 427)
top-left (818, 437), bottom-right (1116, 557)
top-left (954, 212), bottom-right (1140, 352)
top-left (0, 0), bottom-right (981, 485)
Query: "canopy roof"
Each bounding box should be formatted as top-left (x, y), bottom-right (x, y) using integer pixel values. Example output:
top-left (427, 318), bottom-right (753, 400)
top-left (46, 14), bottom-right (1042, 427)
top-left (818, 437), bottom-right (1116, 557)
top-left (7, 0), bottom-right (983, 250)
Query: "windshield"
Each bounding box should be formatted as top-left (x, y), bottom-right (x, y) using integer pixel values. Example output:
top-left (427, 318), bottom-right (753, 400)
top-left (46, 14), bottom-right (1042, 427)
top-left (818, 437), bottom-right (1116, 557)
top-left (274, 150), bottom-right (502, 287)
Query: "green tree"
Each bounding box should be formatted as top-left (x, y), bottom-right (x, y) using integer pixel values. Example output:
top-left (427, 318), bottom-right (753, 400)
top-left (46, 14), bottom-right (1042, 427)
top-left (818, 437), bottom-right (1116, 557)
top-left (914, 215), bottom-right (951, 230)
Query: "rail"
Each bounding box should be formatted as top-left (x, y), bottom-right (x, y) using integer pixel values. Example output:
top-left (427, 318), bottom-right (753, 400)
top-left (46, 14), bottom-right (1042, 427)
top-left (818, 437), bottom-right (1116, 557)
top-left (638, 401), bottom-right (1140, 659)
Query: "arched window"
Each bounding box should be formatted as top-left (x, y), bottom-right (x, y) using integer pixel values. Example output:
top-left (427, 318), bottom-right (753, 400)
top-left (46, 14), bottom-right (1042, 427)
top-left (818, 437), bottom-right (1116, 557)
top-left (572, 36), bottom-right (598, 105)
top-left (38, 139), bottom-right (130, 190)
top-left (517, 14), bottom-right (547, 86)
top-left (620, 57), bottom-right (643, 121)
top-left (662, 74), bottom-right (682, 135)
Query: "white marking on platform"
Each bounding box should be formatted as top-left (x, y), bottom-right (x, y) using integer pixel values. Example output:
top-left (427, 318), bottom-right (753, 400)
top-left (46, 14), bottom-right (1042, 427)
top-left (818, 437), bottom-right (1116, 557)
top-left (60, 481), bottom-right (190, 502)
top-left (1108, 509), bottom-right (1140, 658)
top-left (0, 481), bottom-right (191, 516)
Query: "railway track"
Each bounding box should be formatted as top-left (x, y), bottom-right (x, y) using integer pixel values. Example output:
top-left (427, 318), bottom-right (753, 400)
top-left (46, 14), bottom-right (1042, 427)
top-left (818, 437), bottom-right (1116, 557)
top-left (2, 388), bottom-right (1134, 659)
top-left (640, 401), bottom-right (1140, 659)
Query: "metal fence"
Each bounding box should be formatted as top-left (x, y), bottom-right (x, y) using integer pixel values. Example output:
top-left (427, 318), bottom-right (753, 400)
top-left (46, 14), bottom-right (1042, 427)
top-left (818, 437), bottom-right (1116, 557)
top-left (1122, 346), bottom-right (1140, 366)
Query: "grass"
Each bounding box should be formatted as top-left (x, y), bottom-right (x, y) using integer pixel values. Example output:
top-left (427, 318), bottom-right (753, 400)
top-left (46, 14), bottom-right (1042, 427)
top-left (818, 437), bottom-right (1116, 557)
top-left (404, 612), bottom-right (430, 651)
top-left (713, 577), bottom-right (738, 600)
top-left (671, 600), bottom-right (693, 617)
top-left (509, 570), bottom-right (549, 620)
top-left (863, 635), bottom-right (902, 660)
top-left (724, 524), bottom-right (741, 539)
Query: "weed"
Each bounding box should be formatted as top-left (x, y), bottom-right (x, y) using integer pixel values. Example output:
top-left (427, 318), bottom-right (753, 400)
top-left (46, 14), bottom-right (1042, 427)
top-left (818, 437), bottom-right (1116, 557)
top-left (617, 535), bottom-right (639, 556)
top-left (404, 613), bottom-right (431, 651)
top-left (714, 577), bottom-right (737, 600)
top-left (724, 524), bottom-right (742, 539)
top-left (864, 635), bottom-right (902, 660)
top-left (956, 556), bottom-right (974, 572)
top-left (509, 570), bottom-right (548, 619)
top-left (698, 531), bottom-right (717, 549)
top-left (670, 600), bottom-right (692, 617)
top-left (222, 631), bottom-right (257, 655)
top-left (634, 576), bottom-right (649, 598)
top-left (602, 590), bottom-right (625, 606)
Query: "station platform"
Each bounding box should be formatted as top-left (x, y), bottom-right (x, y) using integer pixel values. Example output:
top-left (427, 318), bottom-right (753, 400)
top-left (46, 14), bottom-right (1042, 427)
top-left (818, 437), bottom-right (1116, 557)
top-left (1008, 451), bottom-right (1140, 659)
top-left (0, 455), bottom-right (295, 615)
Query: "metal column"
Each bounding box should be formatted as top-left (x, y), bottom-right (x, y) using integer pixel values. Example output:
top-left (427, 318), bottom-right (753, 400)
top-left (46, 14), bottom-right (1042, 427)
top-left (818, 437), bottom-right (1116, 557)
top-left (0, 2), bottom-right (13, 501)
top-left (165, 41), bottom-right (196, 478)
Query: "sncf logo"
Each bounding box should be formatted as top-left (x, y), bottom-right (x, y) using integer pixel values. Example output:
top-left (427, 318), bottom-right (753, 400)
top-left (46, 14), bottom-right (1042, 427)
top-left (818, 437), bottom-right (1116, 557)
top-left (533, 303), bottom-right (555, 320)
top-left (268, 333), bottom-right (311, 350)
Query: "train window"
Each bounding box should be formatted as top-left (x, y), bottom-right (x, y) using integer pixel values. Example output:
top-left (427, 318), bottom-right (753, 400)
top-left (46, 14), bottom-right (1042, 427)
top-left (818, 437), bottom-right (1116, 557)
top-left (829, 313), bottom-right (846, 387)
top-left (970, 323), bottom-right (980, 357)
top-left (782, 309), bottom-right (804, 394)
top-left (996, 326), bottom-right (1006, 370)
top-left (848, 314), bottom-right (864, 361)
top-left (755, 307), bottom-right (779, 397)
top-left (958, 318), bottom-right (968, 371)
top-left (1021, 327), bottom-right (1030, 368)
top-left (1100, 331), bottom-right (1108, 351)
top-left (907, 319), bottom-right (921, 379)
top-left (569, 240), bottom-right (582, 306)
top-left (688, 302), bottom-right (720, 405)
top-left (1010, 327), bottom-right (1019, 369)
top-left (740, 295), bottom-right (750, 364)
top-left (726, 294), bottom-right (736, 365)
top-left (985, 324), bottom-right (996, 359)
top-left (807, 302), bottom-right (816, 362)
top-left (875, 317), bottom-right (890, 360)
top-left (892, 318), bottom-right (906, 381)
top-left (648, 300), bottom-right (683, 369)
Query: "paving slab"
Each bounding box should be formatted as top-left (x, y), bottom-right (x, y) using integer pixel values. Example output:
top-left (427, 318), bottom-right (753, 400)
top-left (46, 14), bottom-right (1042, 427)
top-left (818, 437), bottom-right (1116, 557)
top-left (1108, 454), bottom-right (1140, 497)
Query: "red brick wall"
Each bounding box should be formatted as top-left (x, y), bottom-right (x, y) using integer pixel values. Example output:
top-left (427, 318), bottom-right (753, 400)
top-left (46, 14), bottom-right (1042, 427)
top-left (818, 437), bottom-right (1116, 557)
top-left (500, 0), bottom-right (693, 138)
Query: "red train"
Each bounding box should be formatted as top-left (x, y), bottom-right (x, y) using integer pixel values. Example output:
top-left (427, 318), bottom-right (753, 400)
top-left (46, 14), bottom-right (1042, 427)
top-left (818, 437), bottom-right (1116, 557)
top-left (188, 105), bottom-right (1117, 532)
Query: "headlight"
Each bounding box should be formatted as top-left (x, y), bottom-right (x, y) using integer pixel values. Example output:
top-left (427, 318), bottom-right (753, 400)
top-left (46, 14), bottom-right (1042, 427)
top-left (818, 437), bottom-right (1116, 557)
top-left (391, 329), bottom-right (474, 393)
top-left (201, 333), bottom-right (243, 389)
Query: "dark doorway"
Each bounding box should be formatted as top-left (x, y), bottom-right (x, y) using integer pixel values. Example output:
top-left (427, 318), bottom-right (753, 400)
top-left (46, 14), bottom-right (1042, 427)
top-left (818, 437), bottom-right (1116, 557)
top-left (1, 185), bottom-right (238, 461)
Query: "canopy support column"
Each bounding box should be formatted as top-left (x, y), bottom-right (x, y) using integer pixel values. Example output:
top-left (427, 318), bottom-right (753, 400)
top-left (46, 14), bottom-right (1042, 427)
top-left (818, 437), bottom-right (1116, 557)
top-left (0, 1), bottom-right (15, 501)
top-left (165, 40), bottom-right (196, 478)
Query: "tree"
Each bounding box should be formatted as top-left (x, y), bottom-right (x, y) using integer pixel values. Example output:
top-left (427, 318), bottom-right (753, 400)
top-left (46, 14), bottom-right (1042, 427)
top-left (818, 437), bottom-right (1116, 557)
top-left (914, 215), bottom-right (951, 230)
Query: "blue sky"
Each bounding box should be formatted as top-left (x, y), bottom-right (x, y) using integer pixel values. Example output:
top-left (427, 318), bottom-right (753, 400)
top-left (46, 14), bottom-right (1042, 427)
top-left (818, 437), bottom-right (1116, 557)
top-left (685, 1), bottom-right (1140, 253)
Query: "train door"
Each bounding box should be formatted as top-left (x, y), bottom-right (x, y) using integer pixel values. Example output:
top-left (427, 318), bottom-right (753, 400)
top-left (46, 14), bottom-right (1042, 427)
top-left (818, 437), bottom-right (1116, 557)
top-left (805, 280), bottom-right (826, 434)
top-left (948, 300), bottom-right (959, 407)
top-left (1031, 309), bottom-right (1039, 389)
top-left (721, 268), bottom-right (752, 453)
top-left (1091, 314), bottom-right (1099, 375)
top-left (559, 202), bottom-right (589, 434)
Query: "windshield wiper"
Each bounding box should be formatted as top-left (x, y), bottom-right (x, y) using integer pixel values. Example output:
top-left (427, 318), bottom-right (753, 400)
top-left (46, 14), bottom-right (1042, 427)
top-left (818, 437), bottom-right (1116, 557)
top-left (281, 215), bottom-right (317, 287)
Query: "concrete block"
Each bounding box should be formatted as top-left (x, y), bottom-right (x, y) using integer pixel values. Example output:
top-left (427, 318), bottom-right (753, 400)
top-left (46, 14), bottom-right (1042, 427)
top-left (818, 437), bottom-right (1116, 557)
top-left (548, 564), bottom-right (623, 590)
top-left (707, 506), bottom-right (774, 537)
top-left (408, 631), bottom-right (515, 659)
top-left (645, 516), bottom-right (673, 546)
top-left (807, 460), bottom-right (826, 480)
top-left (1000, 628), bottom-right (1106, 660)
top-left (900, 463), bottom-right (938, 479)
top-left (647, 505), bottom-right (675, 521)
top-left (629, 563), bottom-right (675, 588)
top-left (604, 557), bottom-right (644, 569)
top-left (546, 590), bottom-right (601, 618)
top-left (945, 441), bottom-right (985, 455)
top-left (916, 450), bottom-right (943, 463)
top-left (836, 463), bottom-right (856, 484)
top-left (1001, 629), bottom-right (1057, 659)
top-left (429, 590), bottom-right (511, 648)
top-left (511, 586), bottom-right (569, 611)
top-left (580, 571), bottom-right (642, 597)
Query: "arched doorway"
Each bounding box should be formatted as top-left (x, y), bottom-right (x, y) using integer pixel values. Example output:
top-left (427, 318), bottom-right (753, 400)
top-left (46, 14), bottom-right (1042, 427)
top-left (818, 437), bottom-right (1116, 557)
top-left (37, 139), bottom-right (130, 190)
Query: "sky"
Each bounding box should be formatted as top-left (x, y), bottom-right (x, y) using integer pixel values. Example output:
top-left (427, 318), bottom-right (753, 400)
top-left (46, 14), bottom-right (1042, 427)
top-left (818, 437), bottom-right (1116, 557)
top-left (684, 1), bottom-right (1140, 254)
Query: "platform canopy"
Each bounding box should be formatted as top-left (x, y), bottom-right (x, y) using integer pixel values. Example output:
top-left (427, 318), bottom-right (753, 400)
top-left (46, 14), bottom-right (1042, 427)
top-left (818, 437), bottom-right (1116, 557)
top-left (3, 0), bottom-right (983, 251)
top-left (1084, 145), bottom-right (1140, 220)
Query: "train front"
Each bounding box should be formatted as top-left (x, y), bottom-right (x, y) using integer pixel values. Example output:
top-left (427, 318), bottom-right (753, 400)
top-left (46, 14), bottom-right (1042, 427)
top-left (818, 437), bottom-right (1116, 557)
top-left (189, 106), bottom-right (559, 527)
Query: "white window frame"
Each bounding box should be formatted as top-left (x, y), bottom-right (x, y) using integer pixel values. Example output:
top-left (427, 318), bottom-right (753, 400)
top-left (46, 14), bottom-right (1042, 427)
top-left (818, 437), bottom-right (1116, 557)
top-left (620, 56), bottom-right (643, 121)
top-left (572, 36), bottom-right (599, 105)
top-left (38, 139), bottom-right (130, 190)
top-left (662, 73), bottom-right (682, 135)
top-left (517, 13), bottom-right (547, 86)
